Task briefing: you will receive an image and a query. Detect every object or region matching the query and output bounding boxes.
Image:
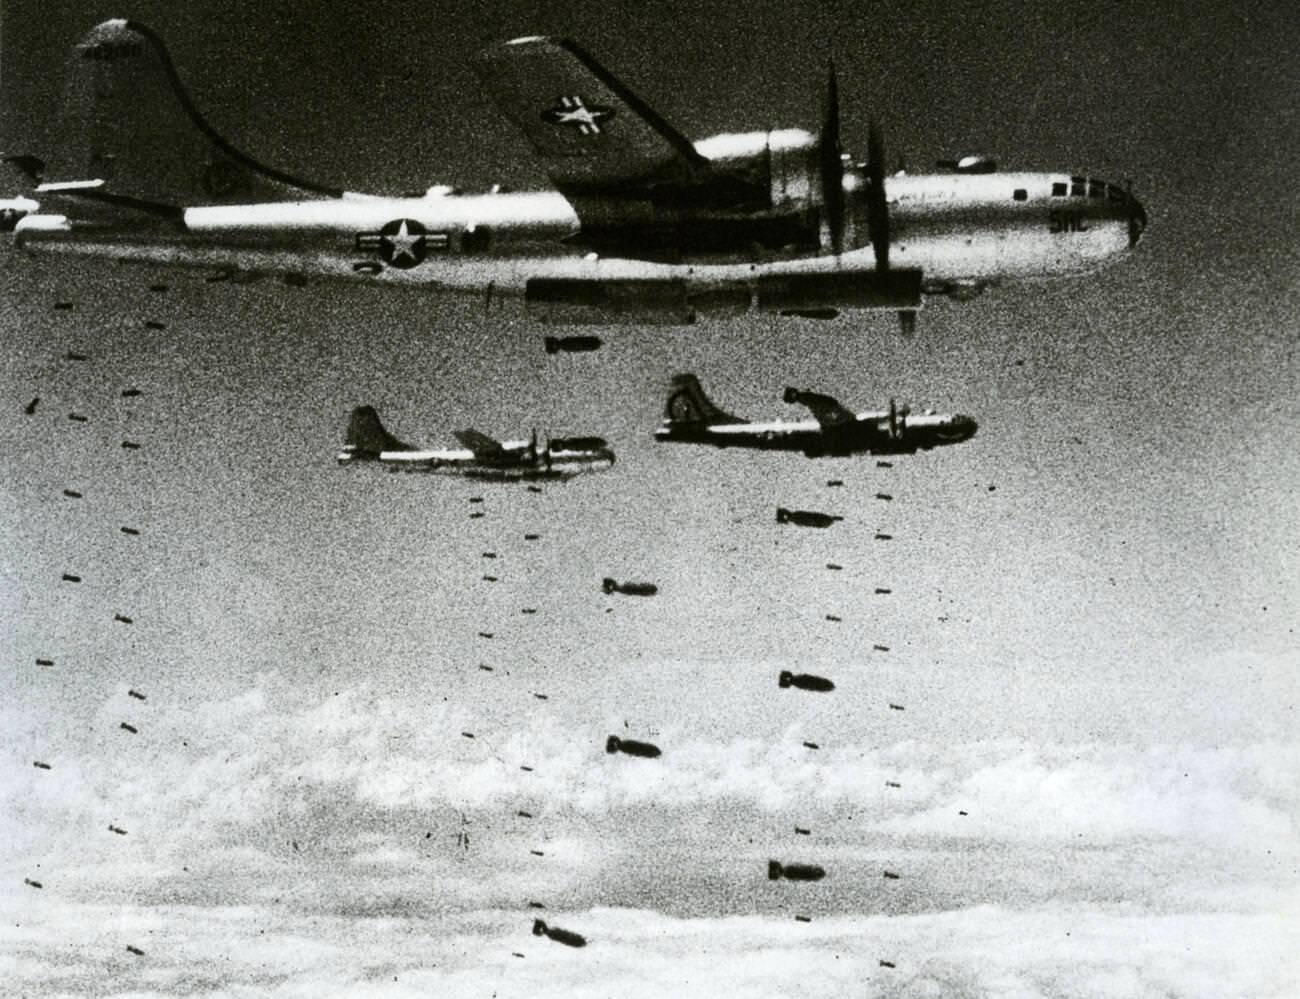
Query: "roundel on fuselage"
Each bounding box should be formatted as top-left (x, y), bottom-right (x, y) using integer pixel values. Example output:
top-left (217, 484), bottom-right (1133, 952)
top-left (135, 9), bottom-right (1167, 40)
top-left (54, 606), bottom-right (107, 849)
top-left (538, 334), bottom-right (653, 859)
top-left (378, 218), bottom-right (428, 269)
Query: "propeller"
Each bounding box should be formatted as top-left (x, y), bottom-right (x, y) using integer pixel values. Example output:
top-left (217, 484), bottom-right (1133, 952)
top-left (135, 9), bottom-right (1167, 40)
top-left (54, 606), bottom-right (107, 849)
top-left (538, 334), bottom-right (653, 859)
top-left (865, 118), bottom-right (890, 272)
top-left (818, 61), bottom-right (845, 255)
top-left (887, 398), bottom-right (906, 439)
top-left (1124, 177), bottom-right (1147, 247)
top-left (528, 427), bottom-right (538, 462)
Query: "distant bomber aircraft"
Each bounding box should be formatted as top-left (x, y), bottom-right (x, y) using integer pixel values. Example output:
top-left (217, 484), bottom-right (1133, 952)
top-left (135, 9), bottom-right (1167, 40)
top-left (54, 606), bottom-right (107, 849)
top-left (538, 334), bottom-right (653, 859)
top-left (4, 21), bottom-right (1146, 333)
top-left (337, 406), bottom-right (614, 481)
top-left (656, 374), bottom-right (976, 457)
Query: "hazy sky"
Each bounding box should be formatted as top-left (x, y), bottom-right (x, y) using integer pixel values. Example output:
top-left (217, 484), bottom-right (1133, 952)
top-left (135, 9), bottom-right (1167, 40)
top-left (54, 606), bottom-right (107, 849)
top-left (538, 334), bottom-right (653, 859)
top-left (1, 1), bottom-right (1297, 996)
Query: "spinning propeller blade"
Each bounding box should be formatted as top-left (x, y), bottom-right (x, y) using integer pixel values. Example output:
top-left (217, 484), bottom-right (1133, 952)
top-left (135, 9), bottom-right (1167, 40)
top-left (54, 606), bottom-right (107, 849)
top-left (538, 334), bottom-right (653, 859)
top-left (819, 61), bottom-right (845, 255)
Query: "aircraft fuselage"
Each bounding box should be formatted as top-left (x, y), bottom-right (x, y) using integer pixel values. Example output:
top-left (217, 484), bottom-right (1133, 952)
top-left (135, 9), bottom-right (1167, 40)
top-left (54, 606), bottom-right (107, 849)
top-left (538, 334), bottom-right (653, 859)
top-left (6, 23), bottom-right (1148, 328)
top-left (20, 169), bottom-right (1138, 280)
top-left (14, 171), bottom-right (1144, 305)
top-left (655, 410), bottom-right (977, 457)
top-left (337, 438), bottom-right (615, 480)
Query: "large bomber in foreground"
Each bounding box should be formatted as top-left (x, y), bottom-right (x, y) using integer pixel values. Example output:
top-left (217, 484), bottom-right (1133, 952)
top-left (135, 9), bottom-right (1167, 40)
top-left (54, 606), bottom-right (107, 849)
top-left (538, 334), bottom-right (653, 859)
top-left (6, 20), bottom-right (1145, 333)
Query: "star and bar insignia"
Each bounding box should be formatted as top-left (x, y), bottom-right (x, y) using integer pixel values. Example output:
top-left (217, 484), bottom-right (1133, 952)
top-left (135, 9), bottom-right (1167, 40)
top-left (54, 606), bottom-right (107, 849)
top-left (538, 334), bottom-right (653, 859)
top-left (356, 219), bottom-right (449, 269)
top-left (541, 96), bottom-right (615, 136)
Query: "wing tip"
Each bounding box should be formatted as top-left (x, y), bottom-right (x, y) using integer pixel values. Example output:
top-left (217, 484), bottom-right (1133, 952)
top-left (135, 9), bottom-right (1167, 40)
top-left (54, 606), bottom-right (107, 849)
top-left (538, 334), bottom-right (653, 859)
top-left (474, 34), bottom-right (585, 66)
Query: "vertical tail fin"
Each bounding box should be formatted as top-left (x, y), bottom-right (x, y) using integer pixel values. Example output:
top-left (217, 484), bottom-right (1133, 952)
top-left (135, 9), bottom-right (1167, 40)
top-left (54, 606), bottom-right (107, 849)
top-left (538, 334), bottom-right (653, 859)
top-left (663, 373), bottom-right (742, 425)
top-left (344, 406), bottom-right (412, 456)
top-left (60, 20), bottom-right (342, 207)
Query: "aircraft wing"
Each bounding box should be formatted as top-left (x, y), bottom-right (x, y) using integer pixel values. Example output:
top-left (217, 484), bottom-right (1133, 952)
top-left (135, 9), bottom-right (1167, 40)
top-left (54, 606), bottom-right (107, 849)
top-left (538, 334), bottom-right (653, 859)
top-left (453, 429), bottom-right (507, 457)
top-left (471, 36), bottom-right (714, 198)
top-left (786, 388), bottom-right (856, 430)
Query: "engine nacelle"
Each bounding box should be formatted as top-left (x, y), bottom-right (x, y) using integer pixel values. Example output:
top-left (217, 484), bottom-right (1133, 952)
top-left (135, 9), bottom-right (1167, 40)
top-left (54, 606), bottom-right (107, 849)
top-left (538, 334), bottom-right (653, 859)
top-left (694, 128), bottom-right (819, 211)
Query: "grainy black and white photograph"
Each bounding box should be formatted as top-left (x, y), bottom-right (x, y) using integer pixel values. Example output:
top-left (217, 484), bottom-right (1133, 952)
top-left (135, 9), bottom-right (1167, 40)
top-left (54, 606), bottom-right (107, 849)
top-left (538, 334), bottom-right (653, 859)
top-left (2, 1), bottom-right (1296, 995)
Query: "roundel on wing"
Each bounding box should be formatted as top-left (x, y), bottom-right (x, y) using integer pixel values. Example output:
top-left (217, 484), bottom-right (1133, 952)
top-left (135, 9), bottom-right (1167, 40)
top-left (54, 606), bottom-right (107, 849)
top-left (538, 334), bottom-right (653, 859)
top-left (668, 391), bottom-right (696, 423)
top-left (378, 218), bottom-right (428, 269)
top-left (541, 96), bottom-right (616, 136)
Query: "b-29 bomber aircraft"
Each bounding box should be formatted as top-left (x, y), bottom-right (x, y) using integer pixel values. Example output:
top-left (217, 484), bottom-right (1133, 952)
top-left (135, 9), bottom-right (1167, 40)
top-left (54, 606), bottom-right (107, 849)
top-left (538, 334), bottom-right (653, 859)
top-left (654, 374), bottom-right (976, 457)
top-left (337, 406), bottom-right (615, 481)
top-left (5, 20), bottom-right (1146, 333)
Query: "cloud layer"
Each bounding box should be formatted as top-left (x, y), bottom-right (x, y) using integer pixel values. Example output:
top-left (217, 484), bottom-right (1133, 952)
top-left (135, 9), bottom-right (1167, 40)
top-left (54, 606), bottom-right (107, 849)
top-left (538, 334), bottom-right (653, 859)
top-left (5, 679), bottom-right (1296, 899)
top-left (2, 899), bottom-right (1296, 999)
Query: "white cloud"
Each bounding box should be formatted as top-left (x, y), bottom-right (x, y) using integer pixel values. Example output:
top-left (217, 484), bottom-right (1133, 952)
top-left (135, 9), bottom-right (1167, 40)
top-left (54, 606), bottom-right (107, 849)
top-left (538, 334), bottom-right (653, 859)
top-left (1, 899), bottom-right (1296, 999)
top-left (3, 678), bottom-right (1297, 995)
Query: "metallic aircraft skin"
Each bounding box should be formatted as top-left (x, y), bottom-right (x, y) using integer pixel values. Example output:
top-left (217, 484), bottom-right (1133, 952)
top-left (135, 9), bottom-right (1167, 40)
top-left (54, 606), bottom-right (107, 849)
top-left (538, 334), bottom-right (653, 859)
top-left (6, 22), bottom-right (1148, 326)
top-left (337, 406), bottom-right (614, 481)
top-left (16, 171), bottom-right (1137, 283)
top-left (654, 374), bottom-right (977, 456)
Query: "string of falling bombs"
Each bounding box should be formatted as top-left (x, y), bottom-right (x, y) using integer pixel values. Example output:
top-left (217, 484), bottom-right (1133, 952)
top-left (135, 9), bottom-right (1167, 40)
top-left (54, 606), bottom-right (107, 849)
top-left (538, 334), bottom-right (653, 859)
top-left (862, 462), bottom-right (909, 940)
top-left (106, 313), bottom-right (156, 965)
top-left (770, 481), bottom-right (839, 928)
top-left (25, 297), bottom-right (155, 963)
top-left (466, 491), bottom-right (594, 956)
top-left (767, 462), bottom-right (905, 968)
top-left (471, 489), bottom-right (665, 956)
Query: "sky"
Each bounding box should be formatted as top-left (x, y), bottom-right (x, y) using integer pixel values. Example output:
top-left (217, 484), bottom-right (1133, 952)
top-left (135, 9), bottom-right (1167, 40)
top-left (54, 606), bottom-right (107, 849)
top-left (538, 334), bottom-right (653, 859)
top-left (1, 1), bottom-right (1297, 996)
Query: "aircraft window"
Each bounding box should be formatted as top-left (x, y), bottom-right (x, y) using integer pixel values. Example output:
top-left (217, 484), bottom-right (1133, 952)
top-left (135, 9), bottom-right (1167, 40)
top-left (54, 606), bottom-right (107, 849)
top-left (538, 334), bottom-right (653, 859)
top-left (1089, 179), bottom-right (1106, 198)
top-left (1013, 188), bottom-right (1027, 201)
top-left (1071, 179), bottom-right (1086, 197)
top-left (1052, 182), bottom-right (1067, 197)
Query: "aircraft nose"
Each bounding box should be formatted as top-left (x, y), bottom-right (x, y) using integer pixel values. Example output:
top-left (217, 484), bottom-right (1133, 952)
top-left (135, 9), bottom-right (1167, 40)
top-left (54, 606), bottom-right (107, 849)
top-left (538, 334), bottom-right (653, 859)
top-left (962, 416), bottom-right (978, 439)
